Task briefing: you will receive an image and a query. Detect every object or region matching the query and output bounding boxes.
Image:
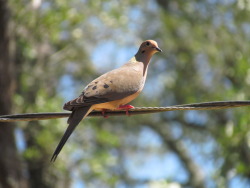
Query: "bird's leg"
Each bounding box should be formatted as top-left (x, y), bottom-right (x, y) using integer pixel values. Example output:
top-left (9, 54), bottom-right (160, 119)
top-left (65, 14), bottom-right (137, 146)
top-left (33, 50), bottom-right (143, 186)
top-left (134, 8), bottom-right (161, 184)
top-left (101, 109), bottom-right (108, 118)
top-left (118, 105), bottom-right (134, 116)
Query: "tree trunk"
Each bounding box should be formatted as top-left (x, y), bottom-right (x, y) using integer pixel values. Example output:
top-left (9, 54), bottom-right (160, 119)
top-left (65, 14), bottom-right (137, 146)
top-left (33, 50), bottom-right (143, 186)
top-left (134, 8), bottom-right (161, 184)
top-left (0, 0), bottom-right (27, 187)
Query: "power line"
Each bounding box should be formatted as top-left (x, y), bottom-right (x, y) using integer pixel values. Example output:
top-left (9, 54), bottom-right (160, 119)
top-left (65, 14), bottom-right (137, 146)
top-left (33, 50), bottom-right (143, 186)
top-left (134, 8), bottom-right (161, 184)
top-left (0, 101), bottom-right (250, 122)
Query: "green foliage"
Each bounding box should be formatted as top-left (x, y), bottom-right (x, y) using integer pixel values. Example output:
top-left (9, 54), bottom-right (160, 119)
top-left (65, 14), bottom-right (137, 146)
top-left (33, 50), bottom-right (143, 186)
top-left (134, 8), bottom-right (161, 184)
top-left (7, 0), bottom-right (250, 187)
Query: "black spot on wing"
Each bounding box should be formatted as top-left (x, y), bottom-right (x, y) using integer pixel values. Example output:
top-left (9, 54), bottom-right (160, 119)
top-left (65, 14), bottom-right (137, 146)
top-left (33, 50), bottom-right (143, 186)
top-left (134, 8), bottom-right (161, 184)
top-left (95, 81), bottom-right (98, 84)
top-left (110, 81), bottom-right (113, 83)
top-left (92, 86), bottom-right (97, 90)
top-left (103, 84), bottom-right (109, 88)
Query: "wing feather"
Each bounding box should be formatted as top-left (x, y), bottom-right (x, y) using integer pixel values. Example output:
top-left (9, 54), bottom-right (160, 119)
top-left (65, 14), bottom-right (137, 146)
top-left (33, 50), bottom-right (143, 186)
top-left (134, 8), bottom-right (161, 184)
top-left (64, 64), bottom-right (144, 111)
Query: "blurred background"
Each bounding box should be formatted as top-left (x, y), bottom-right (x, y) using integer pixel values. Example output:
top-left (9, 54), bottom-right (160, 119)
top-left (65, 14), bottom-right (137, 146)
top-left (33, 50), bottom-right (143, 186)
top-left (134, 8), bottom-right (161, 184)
top-left (1, 0), bottom-right (250, 188)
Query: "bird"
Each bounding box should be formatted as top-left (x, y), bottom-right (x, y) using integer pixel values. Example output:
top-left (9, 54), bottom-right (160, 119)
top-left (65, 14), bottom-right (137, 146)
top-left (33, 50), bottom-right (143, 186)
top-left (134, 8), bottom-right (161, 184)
top-left (51, 40), bottom-right (162, 162)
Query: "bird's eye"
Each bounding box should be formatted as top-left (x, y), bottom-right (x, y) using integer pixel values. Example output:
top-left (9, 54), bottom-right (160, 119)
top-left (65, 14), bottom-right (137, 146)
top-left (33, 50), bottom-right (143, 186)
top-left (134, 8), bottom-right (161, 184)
top-left (146, 42), bottom-right (150, 46)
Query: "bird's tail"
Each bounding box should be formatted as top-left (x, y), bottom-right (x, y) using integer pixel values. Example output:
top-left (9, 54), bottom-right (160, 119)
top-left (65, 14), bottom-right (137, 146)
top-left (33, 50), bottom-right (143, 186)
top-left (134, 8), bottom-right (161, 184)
top-left (51, 106), bottom-right (92, 162)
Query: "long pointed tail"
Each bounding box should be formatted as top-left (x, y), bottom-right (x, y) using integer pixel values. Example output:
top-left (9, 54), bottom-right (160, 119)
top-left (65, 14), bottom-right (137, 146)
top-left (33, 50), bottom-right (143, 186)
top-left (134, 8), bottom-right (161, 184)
top-left (51, 106), bottom-right (92, 162)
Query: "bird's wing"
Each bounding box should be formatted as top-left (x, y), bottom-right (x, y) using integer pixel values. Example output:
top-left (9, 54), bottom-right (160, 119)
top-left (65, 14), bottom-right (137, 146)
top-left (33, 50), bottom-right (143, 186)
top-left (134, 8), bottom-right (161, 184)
top-left (64, 64), bottom-right (144, 110)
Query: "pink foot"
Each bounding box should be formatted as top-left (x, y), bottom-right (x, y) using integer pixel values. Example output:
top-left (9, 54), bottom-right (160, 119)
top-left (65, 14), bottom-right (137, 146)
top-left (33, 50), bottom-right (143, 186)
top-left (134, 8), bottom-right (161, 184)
top-left (118, 105), bottom-right (135, 116)
top-left (101, 109), bottom-right (108, 118)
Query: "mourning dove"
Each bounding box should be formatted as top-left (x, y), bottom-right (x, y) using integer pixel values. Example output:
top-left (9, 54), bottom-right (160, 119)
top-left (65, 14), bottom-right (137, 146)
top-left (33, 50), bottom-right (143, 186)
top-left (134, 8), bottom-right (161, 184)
top-left (51, 40), bottom-right (162, 161)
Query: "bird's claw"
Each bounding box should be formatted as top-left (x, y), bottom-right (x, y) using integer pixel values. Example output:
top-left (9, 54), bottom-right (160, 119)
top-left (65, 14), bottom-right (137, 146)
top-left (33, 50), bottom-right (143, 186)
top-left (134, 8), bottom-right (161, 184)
top-left (118, 105), bottom-right (134, 116)
top-left (101, 109), bottom-right (109, 118)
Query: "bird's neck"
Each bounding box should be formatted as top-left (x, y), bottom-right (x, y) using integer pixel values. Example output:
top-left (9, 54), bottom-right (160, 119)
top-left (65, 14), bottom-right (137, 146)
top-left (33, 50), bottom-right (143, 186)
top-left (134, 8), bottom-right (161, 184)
top-left (133, 52), bottom-right (154, 77)
top-left (134, 52), bottom-right (153, 65)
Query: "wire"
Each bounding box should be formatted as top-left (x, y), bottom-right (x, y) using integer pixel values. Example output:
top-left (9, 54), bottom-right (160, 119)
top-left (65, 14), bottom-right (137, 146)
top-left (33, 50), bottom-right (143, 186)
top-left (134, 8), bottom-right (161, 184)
top-left (0, 101), bottom-right (250, 122)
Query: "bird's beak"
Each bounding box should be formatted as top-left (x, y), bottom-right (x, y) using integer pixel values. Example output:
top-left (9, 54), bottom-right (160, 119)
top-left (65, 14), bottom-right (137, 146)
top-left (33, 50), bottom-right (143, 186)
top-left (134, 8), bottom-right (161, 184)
top-left (156, 47), bottom-right (162, 52)
top-left (154, 47), bottom-right (162, 52)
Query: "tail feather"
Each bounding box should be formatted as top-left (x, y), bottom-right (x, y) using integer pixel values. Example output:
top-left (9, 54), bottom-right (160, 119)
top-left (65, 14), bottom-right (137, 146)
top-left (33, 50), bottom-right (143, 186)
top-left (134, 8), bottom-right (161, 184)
top-left (67, 110), bottom-right (75, 124)
top-left (51, 106), bottom-right (92, 162)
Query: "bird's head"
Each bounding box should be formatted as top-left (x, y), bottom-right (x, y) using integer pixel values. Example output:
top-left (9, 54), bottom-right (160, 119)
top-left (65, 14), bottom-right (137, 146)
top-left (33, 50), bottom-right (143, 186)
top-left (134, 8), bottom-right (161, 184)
top-left (138, 40), bottom-right (162, 55)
